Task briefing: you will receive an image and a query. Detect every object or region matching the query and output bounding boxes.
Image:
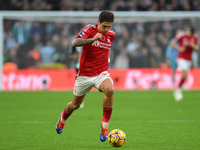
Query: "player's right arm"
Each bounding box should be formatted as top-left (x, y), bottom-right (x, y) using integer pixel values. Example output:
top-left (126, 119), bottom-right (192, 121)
top-left (72, 33), bottom-right (103, 47)
top-left (190, 35), bottom-right (199, 51)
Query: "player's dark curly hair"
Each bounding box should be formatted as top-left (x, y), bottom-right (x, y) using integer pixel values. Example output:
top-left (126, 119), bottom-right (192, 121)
top-left (190, 27), bottom-right (195, 35)
top-left (99, 10), bottom-right (114, 23)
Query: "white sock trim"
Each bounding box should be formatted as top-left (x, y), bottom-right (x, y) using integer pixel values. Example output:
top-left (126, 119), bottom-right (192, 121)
top-left (102, 122), bottom-right (109, 128)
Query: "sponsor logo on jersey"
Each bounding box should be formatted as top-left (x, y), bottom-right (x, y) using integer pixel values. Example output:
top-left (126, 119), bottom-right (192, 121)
top-left (92, 40), bottom-right (111, 49)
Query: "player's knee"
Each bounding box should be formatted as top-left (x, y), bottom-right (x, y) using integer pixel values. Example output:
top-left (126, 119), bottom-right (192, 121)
top-left (182, 71), bottom-right (188, 79)
top-left (105, 87), bottom-right (114, 97)
top-left (72, 103), bottom-right (80, 110)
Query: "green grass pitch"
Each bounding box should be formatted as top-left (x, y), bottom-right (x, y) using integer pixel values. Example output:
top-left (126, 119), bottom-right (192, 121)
top-left (0, 90), bottom-right (200, 150)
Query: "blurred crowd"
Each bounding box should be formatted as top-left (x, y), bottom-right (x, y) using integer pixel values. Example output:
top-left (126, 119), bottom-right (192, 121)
top-left (3, 18), bottom-right (199, 70)
top-left (2, 0), bottom-right (200, 70)
top-left (1, 0), bottom-right (200, 11)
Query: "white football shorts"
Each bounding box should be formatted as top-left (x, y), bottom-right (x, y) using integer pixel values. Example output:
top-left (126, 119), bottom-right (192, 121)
top-left (177, 58), bottom-right (192, 71)
top-left (73, 71), bottom-right (113, 96)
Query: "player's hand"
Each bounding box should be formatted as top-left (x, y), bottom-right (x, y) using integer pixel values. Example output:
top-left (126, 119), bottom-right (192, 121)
top-left (190, 42), bottom-right (195, 48)
top-left (178, 46), bottom-right (185, 52)
top-left (189, 41), bottom-right (199, 50)
top-left (92, 33), bottom-right (103, 41)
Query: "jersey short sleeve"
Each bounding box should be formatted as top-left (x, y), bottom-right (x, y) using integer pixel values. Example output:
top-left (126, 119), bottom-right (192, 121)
top-left (109, 30), bottom-right (116, 42)
top-left (76, 24), bottom-right (94, 39)
top-left (175, 32), bottom-right (185, 42)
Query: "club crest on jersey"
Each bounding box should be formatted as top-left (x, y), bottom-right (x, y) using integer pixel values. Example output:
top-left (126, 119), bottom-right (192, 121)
top-left (183, 38), bottom-right (189, 46)
top-left (92, 40), bottom-right (100, 47)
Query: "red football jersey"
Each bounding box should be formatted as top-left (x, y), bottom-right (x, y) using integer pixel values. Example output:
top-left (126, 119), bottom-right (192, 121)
top-left (76, 24), bottom-right (116, 77)
top-left (175, 32), bottom-right (198, 60)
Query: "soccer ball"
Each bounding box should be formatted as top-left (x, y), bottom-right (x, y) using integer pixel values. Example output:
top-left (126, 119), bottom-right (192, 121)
top-left (108, 129), bottom-right (126, 147)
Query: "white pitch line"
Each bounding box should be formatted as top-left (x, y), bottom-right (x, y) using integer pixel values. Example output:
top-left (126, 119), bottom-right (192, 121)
top-left (0, 121), bottom-right (53, 124)
top-left (133, 120), bottom-right (200, 123)
top-left (0, 120), bottom-right (200, 124)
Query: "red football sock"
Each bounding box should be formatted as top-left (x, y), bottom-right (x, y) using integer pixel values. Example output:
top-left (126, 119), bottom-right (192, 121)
top-left (178, 78), bottom-right (185, 88)
top-left (62, 108), bottom-right (73, 120)
top-left (102, 107), bottom-right (113, 123)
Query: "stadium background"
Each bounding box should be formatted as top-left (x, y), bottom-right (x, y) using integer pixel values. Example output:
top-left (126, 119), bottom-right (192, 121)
top-left (1, 0), bottom-right (200, 90)
top-left (1, 1), bottom-right (200, 150)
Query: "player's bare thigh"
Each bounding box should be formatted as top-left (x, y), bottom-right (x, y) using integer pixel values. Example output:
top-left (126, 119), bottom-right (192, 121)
top-left (181, 70), bottom-right (188, 79)
top-left (99, 78), bottom-right (114, 96)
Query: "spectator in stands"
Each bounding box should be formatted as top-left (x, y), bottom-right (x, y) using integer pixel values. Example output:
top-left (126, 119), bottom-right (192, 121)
top-left (12, 20), bottom-right (31, 68)
top-left (59, 38), bottom-right (71, 67)
top-left (31, 0), bottom-right (48, 10)
top-left (27, 33), bottom-right (43, 50)
top-left (114, 0), bottom-right (129, 11)
top-left (114, 49), bottom-right (129, 69)
top-left (52, 21), bottom-right (63, 35)
top-left (129, 49), bottom-right (140, 68)
top-left (51, 34), bottom-right (62, 62)
top-left (30, 22), bottom-right (43, 37)
top-left (25, 50), bottom-right (39, 69)
top-left (170, 0), bottom-right (178, 10)
top-left (12, 20), bottom-right (29, 46)
top-left (61, 25), bottom-right (71, 38)
top-left (112, 39), bottom-right (125, 58)
top-left (191, 0), bottom-right (199, 11)
top-left (5, 44), bottom-right (19, 65)
top-left (108, 49), bottom-right (115, 68)
top-left (139, 47), bottom-right (151, 68)
top-left (1, 0), bottom-right (200, 11)
top-left (137, 0), bottom-right (152, 11)
top-left (126, 37), bottom-right (138, 54)
top-left (5, 31), bottom-right (17, 51)
top-left (45, 22), bottom-right (54, 40)
top-left (192, 50), bottom-right (199, 68)
top-left (9, 0), bottom-right (24, 10)
top-left (151, 46), bottom-right (163, 68)
top-left (59, 0), bottom-right (73, 10)
top-left (148, 1), bottom-right (158, 11)
top-left (39, 40), bottom-right (56, 64)
top-left (4, 31), bottom-right (19, 65)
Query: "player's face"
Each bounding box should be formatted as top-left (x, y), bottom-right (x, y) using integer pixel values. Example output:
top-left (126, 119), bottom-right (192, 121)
top-left (186, 28), bottom-right (192, 37)
top-left (98, 20), bottom-right (113, 34)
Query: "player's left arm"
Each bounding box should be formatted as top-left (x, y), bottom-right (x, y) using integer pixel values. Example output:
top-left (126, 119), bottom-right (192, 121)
top-left (191, 43), bottom-right (199, 51)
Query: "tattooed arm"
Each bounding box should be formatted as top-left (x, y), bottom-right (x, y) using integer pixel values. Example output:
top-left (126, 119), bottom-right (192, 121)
top-left (72, 38), bottom-right (94, 47)
top-left (72, 33), bottom-right (103, 47)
